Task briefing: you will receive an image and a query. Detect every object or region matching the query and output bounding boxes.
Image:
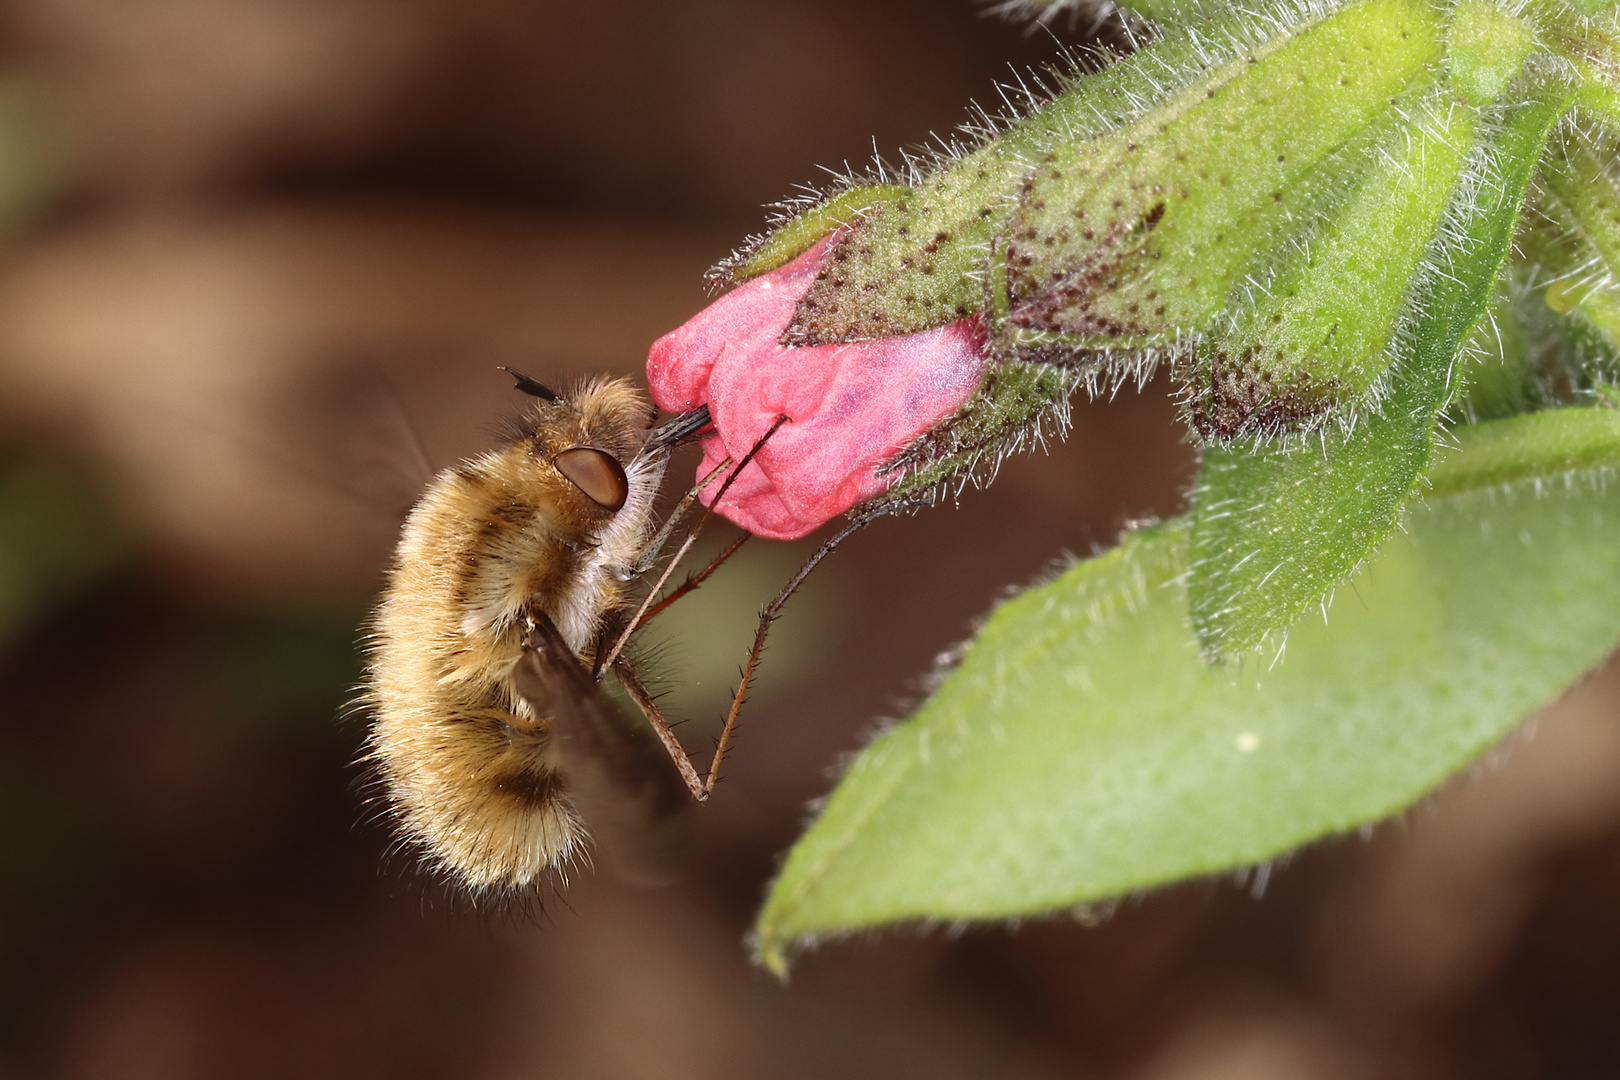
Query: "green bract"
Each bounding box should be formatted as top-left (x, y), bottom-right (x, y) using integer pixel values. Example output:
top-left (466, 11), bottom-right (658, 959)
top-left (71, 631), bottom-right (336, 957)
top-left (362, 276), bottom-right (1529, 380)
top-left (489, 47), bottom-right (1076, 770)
top-left (723, 184), bottom-right (909, 284)
top-left (1000, 0), bottom-right (1437, 353)
top-left (1188, 92), bottom-right (1468, 439)
top-left (767, 22), bottom-right (1263, 340)
top-left (1186, 89), bottom-right (1569, 655)
top-left (1447, 0), bottom-right (1537, 107)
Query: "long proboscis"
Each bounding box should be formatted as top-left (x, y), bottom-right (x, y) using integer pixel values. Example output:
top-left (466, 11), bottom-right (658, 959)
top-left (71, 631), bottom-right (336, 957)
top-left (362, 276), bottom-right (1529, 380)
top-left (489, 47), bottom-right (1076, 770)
top-left (644, 403), bottom-right (712, 452)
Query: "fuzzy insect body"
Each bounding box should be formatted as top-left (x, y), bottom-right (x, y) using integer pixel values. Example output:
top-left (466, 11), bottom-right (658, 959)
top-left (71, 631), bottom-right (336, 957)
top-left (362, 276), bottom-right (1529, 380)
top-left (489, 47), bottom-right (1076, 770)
top-left (365, 376), bottom-right (671, 892)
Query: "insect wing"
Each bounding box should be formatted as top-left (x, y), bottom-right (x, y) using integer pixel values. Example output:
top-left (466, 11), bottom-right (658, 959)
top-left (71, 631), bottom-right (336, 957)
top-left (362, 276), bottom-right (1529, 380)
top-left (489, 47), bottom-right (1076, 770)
top-left (513, 614), bottom-right (694, 887)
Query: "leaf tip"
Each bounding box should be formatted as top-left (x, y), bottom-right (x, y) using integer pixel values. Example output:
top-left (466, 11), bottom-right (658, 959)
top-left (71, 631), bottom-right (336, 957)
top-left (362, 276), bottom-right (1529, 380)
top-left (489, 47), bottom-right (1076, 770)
top-left (750, 927), bottom-right (794, 981)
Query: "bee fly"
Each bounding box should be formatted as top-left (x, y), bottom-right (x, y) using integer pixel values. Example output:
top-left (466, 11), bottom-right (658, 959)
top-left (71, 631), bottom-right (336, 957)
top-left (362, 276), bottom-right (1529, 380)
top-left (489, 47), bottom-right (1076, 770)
top-left (364, 368), bottom-right (892, 897)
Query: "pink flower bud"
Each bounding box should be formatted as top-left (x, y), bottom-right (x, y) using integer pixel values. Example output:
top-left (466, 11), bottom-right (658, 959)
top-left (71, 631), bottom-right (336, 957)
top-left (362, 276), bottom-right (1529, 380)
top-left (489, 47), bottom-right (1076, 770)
top-left (646, 234), bottom-right (989, 540)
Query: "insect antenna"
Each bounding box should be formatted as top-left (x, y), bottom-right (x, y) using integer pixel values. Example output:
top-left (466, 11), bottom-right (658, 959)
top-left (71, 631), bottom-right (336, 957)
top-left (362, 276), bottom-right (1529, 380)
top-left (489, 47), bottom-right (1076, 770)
top-left (497, 366), bottom-right (559, 400)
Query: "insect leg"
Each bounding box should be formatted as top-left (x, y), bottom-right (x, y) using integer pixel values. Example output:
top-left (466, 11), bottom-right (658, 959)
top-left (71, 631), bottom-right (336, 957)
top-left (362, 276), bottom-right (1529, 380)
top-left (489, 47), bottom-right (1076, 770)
top-left (631, 455), bottom-right (731, 577)
top-left (632, 532), bottom-right (750, 632)
top-left (610, 657), bottom-right (708, 802)
top-left (703, 497), bottom-right (930, 796)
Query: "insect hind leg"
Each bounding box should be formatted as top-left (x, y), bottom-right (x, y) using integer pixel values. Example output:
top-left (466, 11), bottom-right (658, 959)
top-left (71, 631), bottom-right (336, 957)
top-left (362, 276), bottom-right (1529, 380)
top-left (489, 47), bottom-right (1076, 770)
top-left (704, 496), bottom-right (930, 796)
top-left (610, 657), bottom-right (708, 802)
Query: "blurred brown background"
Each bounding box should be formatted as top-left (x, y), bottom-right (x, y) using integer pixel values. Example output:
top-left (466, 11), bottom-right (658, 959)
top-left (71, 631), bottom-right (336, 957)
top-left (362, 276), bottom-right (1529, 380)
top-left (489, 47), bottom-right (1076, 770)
top-left (0, 1), bottom-right (1616, 1077)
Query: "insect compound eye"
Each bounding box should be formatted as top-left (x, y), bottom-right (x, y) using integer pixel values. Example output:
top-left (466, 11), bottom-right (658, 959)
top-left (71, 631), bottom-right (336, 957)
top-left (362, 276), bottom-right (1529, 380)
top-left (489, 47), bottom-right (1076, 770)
top-left (552, 447), bottom-right (629, 512)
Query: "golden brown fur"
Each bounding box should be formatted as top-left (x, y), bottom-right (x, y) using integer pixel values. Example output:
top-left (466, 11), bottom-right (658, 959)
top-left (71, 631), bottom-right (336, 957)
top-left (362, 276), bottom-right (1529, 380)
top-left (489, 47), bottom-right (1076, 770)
top-left (364, 376), bottom-right (666, 892)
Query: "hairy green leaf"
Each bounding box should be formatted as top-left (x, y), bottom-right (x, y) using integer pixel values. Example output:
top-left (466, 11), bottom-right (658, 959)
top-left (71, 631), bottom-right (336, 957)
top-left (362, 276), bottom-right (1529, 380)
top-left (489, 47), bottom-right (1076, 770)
top-left (1184, 87), bottom-right (1568, 656)
top-left (755, 406), bottom-right (1620, 971)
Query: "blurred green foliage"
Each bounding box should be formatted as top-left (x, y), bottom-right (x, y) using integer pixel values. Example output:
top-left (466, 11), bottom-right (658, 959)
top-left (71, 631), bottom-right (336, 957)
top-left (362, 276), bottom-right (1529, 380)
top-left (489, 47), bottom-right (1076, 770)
top-left (0, 455), bottom-right (124, 644)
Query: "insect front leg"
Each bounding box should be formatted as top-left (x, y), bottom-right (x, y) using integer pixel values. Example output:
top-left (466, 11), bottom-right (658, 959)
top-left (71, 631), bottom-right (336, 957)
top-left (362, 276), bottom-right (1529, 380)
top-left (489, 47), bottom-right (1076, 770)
top-left (595, 414), bottom-right (790, 678)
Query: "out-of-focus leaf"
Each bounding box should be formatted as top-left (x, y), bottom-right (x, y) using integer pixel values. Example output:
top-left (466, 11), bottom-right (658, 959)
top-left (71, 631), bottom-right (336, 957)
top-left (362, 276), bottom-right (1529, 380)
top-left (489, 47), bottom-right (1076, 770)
top-left (0, 765), bottom-right (106, 895)
top-left (1542, 131), bottom-right (1620, 277)
top-left (755, 405), bottom-right (1620, 970)
top-left (1500, 175), bottom-right (1620, 401)
top-left (1453, 280), bottom-right (1547, 422)
top-left (1536, 129), bottom-right (1620, 381)
top-left (195, 612), bottom-right (364, 733)
top-left (0, 457), bottom-right (122, 641)
top-left (1184, 87), bottom-right (1568, 657)
top-left (1427, 402), bottom-right (1620, 493)
top-left (0, 69), bottom-right (74, 233)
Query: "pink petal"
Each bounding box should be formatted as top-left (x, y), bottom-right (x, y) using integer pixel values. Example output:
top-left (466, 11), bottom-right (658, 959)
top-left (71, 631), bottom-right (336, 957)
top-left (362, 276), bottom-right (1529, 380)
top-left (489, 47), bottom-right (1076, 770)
top-left (647, 235), bottom-right (988, 541)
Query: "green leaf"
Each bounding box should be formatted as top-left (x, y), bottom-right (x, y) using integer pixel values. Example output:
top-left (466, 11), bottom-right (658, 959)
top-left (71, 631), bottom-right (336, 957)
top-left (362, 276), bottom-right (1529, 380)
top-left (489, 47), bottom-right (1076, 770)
top-left (1185, 87), bottom-right (1569, 656)
top-left (755, 406), bottom-right (1620, 970)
